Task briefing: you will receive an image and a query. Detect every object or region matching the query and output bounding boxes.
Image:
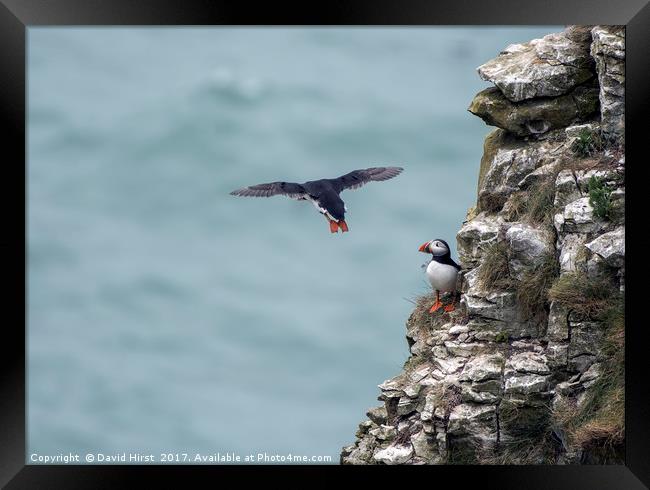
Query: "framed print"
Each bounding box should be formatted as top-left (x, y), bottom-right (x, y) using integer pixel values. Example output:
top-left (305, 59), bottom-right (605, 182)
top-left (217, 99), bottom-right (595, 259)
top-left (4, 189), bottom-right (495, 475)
top-left (1, 0), bottom-right (648, 487)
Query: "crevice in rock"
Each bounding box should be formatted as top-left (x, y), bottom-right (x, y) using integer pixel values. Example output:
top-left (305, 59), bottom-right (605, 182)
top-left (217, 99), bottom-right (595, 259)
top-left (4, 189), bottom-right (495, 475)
top-left (495, 402), bottom-right (501, 446)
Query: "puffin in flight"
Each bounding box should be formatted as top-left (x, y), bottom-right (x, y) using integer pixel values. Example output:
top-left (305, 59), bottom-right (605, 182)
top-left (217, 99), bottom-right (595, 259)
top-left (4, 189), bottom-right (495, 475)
top-left (419, 238), bottom-right (461, 313)
top-left (230, 166), bottom-right (403, 233)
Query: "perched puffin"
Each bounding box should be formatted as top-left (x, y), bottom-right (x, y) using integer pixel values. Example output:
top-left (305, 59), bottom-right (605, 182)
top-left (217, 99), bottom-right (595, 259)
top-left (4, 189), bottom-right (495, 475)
top-left (419, 238), bottom-right (461, 313)
top-left (230, 167), bottom-right (403, 233)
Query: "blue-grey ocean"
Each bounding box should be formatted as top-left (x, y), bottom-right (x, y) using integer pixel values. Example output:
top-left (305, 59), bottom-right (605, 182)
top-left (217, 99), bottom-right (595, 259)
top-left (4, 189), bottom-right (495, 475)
top-left (28, 27), bottom-right (558, 463)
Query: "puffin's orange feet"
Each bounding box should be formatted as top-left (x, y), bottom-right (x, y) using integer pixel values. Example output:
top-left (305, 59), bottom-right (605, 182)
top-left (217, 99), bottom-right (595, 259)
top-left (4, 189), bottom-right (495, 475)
top-left (329, 220), bottom-right (339, 233)
top-left (429, 301), bottom-right (443, 313)
top-left (443, 303), bottom-right (456, 313)
top-left (339, 220), bottom-right (349, 232)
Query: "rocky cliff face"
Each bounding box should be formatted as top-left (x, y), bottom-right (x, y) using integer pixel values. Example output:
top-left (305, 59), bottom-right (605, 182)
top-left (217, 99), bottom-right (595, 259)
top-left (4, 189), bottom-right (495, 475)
top-left (341, 26), bottom-right (625, 465)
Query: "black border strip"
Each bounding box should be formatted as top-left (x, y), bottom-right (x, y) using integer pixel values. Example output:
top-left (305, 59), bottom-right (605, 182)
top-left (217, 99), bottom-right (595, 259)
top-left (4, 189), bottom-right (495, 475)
top-left (2, 0), bottom-right (649, 25)
top-left (2, 0), bottom-right (649, 487)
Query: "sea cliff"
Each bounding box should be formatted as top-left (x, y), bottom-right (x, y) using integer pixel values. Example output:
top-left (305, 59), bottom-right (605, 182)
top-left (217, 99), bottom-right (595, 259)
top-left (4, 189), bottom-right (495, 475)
top-left (341, 25), bottom-right (625, 465)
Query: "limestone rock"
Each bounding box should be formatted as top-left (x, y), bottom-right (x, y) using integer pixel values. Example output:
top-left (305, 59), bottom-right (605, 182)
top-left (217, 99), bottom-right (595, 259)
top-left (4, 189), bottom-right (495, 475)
top-left (579, 362), bottom-right (601, 389)
top-left (432, 357), bottom-right (467, 375)
top-left (558, 233), bottom-right (589, 274)
top-left (420, 392), bottom-right (437, 422)
top-left (457, 213), bottom-right (505, 267)
top-left (556, 379), bottom-right (582, 396)
top-left (477, 28), bottom-right (594, 102)
top-left (554, 170), bottom-right (584, 208)
top-left (477, 129), bottom-right (504, 200)
top-left (518, 162), bottom-right (560, 190)
top-left (585, 226), bottom-right (624, 268)
top-left (373, 444), bottom-right (414, 464)
top-left (378, 375), bottom-right (406, 396)
top-left (468, 84), bottom-right (598, 136)
top-left (591, 26), bottom-right (625, 141)
top-left (546, 341), bottom-right (569, 370)
top-left (547, 302), bottom-right (570, 341)
top-left (459, 353), bottom-right (504, 382)
top-left (355, 420), bottom-right (375, 438)
top-left (504, 373), bottom-right (549, 395)
top-left (554, 166), bottom-right (622, 209)
top-left (461, 382), bottom-right (501, 404)
top-left (505, 223), bottom-right (553, 278)
top-left (568, 321), bottom-right (603, 372)
top-left (340, 444), bottom-right (356, 460)
top-left (369, 424), bottom-right (397, 441)
top-left (506, 352), bottom-right (550, 375)
top-left (475, 130), bottom-right (569, 213)
top-left (449, 325), bottom-right (470, 336)
top-left (410, 429), bottom-right (438, 461)
top-left (554, 197), bottom-right (605, 234)
top-left (462, 290), bottom-right (544, 338)
top-left (366, 406), bottom-right (388, 426)
top-left (443, 341), bottom-right (485, 358)
top-left (343, 437), bottom-right (376, 465)
top-left (565, 121), bottom-right (600, 139)
top-left (396, 397), bottom-right (419, 416)
top-left (448, 403), bottom-right (497, 444)
top-left (568, 354), bottom-right (597, 374)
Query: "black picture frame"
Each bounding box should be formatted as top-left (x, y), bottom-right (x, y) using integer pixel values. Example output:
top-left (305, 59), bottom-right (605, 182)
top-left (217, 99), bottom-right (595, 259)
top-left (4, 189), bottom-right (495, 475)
top-left (1, 1), bottom-right (648, 487)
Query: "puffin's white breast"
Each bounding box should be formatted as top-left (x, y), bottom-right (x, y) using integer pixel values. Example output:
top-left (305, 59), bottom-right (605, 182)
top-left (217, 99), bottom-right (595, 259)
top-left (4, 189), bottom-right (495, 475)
top-left (425, 260), bottom-right (458, 292)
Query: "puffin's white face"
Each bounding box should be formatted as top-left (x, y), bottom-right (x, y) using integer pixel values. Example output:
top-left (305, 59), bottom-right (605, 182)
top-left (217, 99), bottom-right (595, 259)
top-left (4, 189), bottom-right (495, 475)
top-left (419, 239), bottom-right (449, 256)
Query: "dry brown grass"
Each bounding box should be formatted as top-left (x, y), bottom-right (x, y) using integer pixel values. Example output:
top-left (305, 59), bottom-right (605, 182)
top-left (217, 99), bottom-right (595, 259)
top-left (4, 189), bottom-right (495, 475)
top-left (552, 300), bottom-right (624, 460)
top-left (407, 292), bottom-right (438, 332)
top-left (504, 191), bottom-right (528, 222)
top-left (503, 172), bottom-right (559, 225)
top-left (548, 271), bottom-right (619, 319)
top-left (478, 241), bottom-right (513, 291)
top-left (525, 176), bottom-right (558, 225)
top-left (485, 433), bottom-right (557, 465)
top-left (517, 253), bottom-right (560, 315)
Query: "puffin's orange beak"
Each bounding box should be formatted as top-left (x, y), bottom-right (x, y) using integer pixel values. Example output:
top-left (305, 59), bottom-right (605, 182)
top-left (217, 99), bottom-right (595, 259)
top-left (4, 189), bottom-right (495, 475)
top-left (419, 241), bottom-right (430, 253)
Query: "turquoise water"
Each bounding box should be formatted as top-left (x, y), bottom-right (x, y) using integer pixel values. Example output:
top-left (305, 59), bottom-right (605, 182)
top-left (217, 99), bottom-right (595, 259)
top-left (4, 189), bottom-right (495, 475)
top-left (27, 27), bottom-right (558, 463)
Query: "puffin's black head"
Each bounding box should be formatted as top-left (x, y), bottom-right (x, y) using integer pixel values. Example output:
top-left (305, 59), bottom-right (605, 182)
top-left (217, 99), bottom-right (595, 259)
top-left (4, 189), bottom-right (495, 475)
top-left (418, 238), bottom-right (451, 257)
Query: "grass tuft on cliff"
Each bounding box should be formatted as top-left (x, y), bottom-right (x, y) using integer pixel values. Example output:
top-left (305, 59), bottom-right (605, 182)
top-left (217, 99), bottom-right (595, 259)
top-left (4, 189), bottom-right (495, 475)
top-left (552, 299), bottom-right (624, 461)
top-left (505, 173), bottom-right (558, 226)
top-left (479, 243), bottom-right (558, 315)
top-left (548, 271), bottom-right (619, 319)
top-left (405, 291), bottom-right (464, 355)
top-left (517, 253), bottom-right (560, 315)
top-left (478, 241), bottom-right (513, 291)
top-left (408, 292), bottom-right (442, 332)
top-left (526, 176), bottom-right (559, 225)
top-left (488, 433), bottom-right (557, 464)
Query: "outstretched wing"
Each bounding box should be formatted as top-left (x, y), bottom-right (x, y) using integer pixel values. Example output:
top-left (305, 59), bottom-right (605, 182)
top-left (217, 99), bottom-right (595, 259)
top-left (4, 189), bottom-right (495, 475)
top-left (230, 181), bottom-right (307, 199)
top-left (331, 166), bottom-right (403, 192)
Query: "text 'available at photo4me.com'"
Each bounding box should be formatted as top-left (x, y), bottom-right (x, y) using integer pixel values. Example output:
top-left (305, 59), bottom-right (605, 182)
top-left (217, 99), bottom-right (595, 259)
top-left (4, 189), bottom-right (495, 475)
top-left (29, 451), bottom-right (334, 464)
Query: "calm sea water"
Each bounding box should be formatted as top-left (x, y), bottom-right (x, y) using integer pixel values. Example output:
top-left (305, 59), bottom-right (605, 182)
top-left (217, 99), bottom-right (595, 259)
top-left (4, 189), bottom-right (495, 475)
top-left (27, 27), bottom-right (558, 463)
